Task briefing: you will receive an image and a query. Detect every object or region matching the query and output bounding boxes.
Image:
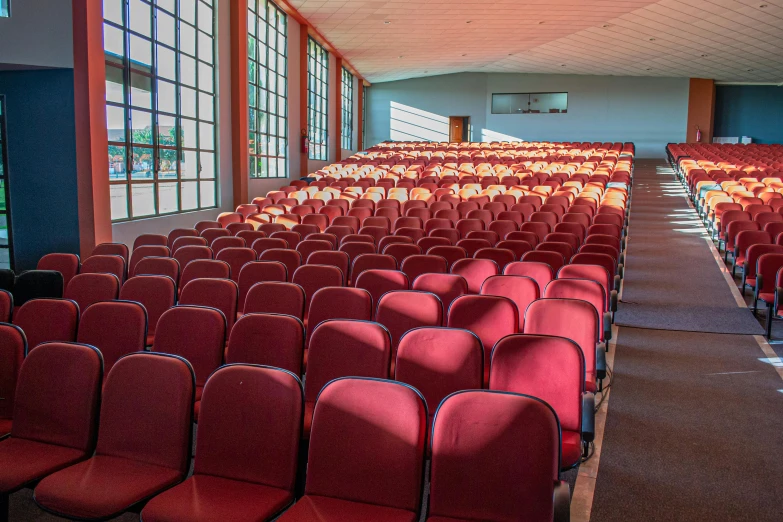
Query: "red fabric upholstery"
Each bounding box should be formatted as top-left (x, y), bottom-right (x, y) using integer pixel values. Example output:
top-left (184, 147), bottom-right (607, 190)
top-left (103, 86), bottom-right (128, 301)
top-left (0, 343), bottom-right (101, 493)
top-left (226, 313), bottom-right (305, 375)
top-left (0, 289), bottom-right (12, 323)
top-left (251, 237), bottom-right (289, 257)
top-left (14, 298), bottom-right (79, 350)
top-left (427, 390), bottom-right (560, 522)
top-left (142, 365), bottom-right (303, 522)
top-left (202, 228), bottom-right (231, 245)
top-left (171, 236), bottom-right (208, 253)
top-left (0, 324), bottom-right (25, 435)
top-left (451, 258), bottom-right (499, 294)
top-left (179, 259), bottom-right (230, 289)
top-left (339, 242), bottom-right (377, 270)
top-left (303, 321), bottom-right (391, 436)
top-left (474, 247), bottom-right (515, 270)
top-left (259, 249), bottom-right (303, 282)
top-left (216, 247), bottom-right (256, 282)
top-left (296, 240), bottom-right (334, 265)
top-left (456, 218), bottom-right (484, 238)
top-left (488, 220), bottom-right (518, 240)
top-left (133, 234), bottom-right (168, 250)
top-left (292, 264), bottom-right (345, 314)
top-left (119, 275), bottom-right (176, 345)
top-left (77, 301), bottom-right (147, 375)
top-left (465, 230), bottom-right (500, 246)
top-left (91, 243), bottom-right (129, 263)
top-left (378, 235), bottom-right (413, 252)
top-left (352, 254), bottom-right (397, 284)
top-left (480, 275), bottom-right (539, 328)
top-left (81, 254), bottom-right (126, 283)
top-left (64, 273), bottom-right (120, 314)
top-left (411, 273), bottom-right (468, 321)
top-left (180, 278), bottom-right (238, 334)
top-left (130, 246), bottom-right (171, 277)
top-left (244, 282), bottom-right (305, 320)
top-left (554, 222), bottom-right (586, 243)
top-left (495, 240), bottom-right (532, 260)
top-left (270, 231), bottom-right (302, 249)
top-left (521, 221), bottom-right (551, 242)
top-left (506, 230), bottom-right (540, 247)
top-left (490, 334), bottom-right (585, 468)
top-left (756, 254), bottom-right (783, 299)
top-left (572, 252), bottom-right (617, 278)
top-left (377, 291), bottom-right (443, 350)
top-left (521, 250), bottom-right (566, 273)
top-left (238, 261), bottom-right (289, 311)
top-left (37, 253), bottom-right (80, 290)
top-left (35, 352), bottom-right (194, 520)
top-left (383, 243), bottom-right (423, 266)
top-left (293, 378), bottom-right (425, 520)
top-left (133, 256), bottom-right (181, 284)
top-left (399, 254), bottom-right (446, 285)
top-left (546, 279), bottom-right (608, 340)
top-left (355, 269), bottom-right (410, 313)
top-left (426, 246), bottom-right (467, 269)
top-left (523, 298), bottom-right (599, 392)
top-left (455, 238), bottom-right (492, 257)
top-left (429, 228), bottom-right (461, 245)
top-left (584, 233), bottom-right (621, 252)
top-left (558, 263), bottom-right (614, 307)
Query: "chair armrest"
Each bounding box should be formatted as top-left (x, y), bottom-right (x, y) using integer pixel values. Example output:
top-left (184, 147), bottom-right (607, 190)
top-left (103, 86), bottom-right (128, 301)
top-left (610, 290), bottom-right (618, 313)
top-left (614, 274), bottom-right (621, 291)
top-left (553, 480), bottom-right (571, 522)
top-left (603, 312), bottom-right (612, 341)
top-left (582, 392), bottom-right (595, 443)
top-left (596, 345), bottom-right (607, 380)
top-left (755, 274), bottom-right (763, 300)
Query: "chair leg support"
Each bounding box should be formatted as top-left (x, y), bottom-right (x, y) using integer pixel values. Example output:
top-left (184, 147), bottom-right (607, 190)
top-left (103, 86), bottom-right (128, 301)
top-left (0, 492), bottom-right (8, 522)
top-left (766, 303), bottom-right (774, 340)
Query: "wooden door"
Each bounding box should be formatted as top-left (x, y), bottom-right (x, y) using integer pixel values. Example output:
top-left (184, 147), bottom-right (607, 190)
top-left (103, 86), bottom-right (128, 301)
top-left (449, 117), bottom-right (465, 142)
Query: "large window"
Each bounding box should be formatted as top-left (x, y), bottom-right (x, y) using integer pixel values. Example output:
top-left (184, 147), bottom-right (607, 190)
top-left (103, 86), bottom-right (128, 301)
top-left (491, 92), bottom-right (568, 114)
top-left (307, 37), bottom-right (328, 161)
top-left (362, 84), bottom-right (367, 150)
top-left (104, 0), bottom-right (217, 221)
top-left (0, 97), bottom-right (13, 269)
top-left (341, 67), bottom-right (353, 150)
top-left (0, 0), bottom-right (9, 17)
top-left (249, 0), bottom-right (287, 179)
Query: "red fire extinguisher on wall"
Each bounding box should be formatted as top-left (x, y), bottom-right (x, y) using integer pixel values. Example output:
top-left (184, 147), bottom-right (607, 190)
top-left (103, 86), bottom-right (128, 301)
top-left (695, 125), bottom-right (702, 143)
top-left (301, 129), bottom-right (309, 154)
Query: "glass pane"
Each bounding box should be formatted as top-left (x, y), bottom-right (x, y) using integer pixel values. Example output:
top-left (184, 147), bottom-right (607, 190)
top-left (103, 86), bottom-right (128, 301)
top-left (181, 118), bottom-right (197, 148)
top-left (157, 45), bottom-right (176, 81)
top-left (181, 181), bottom-right (198, 210)
top-left (132, 146), bottom-right (154, 179)
top-left (110, 184), bottom-right (129, 220)
top-left (158, 182), bottom-right (178, 213)
top-left (199, 180), bottom-right (215, 207)
top-left (180, 86), bottom-right (197, 118)
top-left (129, 34), bottom-right (152, 69)
top-left (104, 23), bottom-right (125, 58)
top-left (131, 183), bottom-right (156, 217)
top-left (199, 92), bottom-right (213, 122)
top-left (105, 66), bottom-right (125, 103)
top-left (157, 79), bottom-right (176, 113)
top-left (180, 22), bottom-right (196, 55)
top-left (129, 0), bottom-right (151, 37)
top-left (109, 146), bottom-right (127, 181)
top-left (198, 2), bottom-right (213, 35)
top-left (106, 105), bottom-right (126, 142)
top-left (199, 151), bottom-right (214, 178)
top-left (104, 0), bottom-right (123, 25)
top-left (156, 9), bottom-right (176, 48)
top-left (182, 150), bottom-right (198, 178)
top-left (131, 110), bottom-right (153, 144)
top-left (129, 72), bottom-right (153, 109)
top-left (199, 122), bottom-right (214, 150)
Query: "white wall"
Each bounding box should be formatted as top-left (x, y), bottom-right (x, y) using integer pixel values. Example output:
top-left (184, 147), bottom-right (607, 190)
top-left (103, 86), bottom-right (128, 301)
top-left (366, 72), bottom-right (689, 158)
top-left (0, 0), bottom-right (74, 68)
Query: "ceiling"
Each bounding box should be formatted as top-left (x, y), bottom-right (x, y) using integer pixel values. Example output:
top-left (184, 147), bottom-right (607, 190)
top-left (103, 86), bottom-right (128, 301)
top-left (289, 0), bottom-right (783, 83)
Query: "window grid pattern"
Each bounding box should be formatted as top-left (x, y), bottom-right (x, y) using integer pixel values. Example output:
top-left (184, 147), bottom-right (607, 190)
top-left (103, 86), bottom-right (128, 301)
top-left (341, 67), bottom-right (353, 150)
top-left (362, 85), bottom-right (367, 150)
top-left (0, 97), bottom-right (13, 270)
top-left (307, 37), bottom-right (329, 161)
top-left (248, 0), bottom-right (287, 179)
top-left (103, 0), bottom-right (217, 222)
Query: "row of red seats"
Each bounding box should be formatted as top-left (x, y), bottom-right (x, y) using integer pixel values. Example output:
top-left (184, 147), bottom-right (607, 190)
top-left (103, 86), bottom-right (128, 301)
top-left (0, 345), bottom-right (570, 521)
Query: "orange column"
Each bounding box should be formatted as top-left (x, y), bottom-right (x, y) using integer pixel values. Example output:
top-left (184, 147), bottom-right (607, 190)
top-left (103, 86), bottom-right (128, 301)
top-left (299, 25), bottom-right (309, 178)
top-left (686, 78), bottom-right (716, 143)
top-left (333, 57), bottom-right (342, 162)
top-left (356, 81), bottom-right (364, 151)
top-left (231, 0), bottom-right (249, 207)
top-left (72, 0), bottom-right (112, 258)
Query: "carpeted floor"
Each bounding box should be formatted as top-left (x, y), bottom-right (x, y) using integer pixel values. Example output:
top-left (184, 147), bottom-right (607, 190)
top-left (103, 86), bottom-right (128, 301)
top-left (590, 161), bottom-right (783, 521)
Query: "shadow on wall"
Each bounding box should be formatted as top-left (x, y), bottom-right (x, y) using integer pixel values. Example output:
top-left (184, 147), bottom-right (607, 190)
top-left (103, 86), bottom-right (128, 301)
top-left (389, 102), bottom-right (522, 144)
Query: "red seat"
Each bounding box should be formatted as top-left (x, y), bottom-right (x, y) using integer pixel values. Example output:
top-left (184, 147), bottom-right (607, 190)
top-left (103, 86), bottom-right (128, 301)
top-left (429, 228), bottom-right (461, 245)
top-left (226, 222), bottom-right (254, 235)
top-left (396, 227), bottom-right (426, 243)
top-left (172, 245), bottom-right (211, 273)
top-left (141, 365), bottom-right (303, 522)
top-left (180, 259), bottom-right (231, 289)
top-left (0, 343), bottom-right (101, 499)
top-left (339, 242), bottom-right (377, 272)
top-left (0, 324), bottom-right (26, 438)
top-left (37, 254), bottom-right (80, 290)
top-left (270, 231), bottom-right (302, 249)
top-left (167, 229), bottom-right (199, 249)
top-left (281, 378), bottom-right (425, 521)
top-left (91, 243), bottom-right (129, 263)
top-left (584, 233), bottom-right (621, 252)
top-left (456, 218), bottom-right (484, 238)
top-left (120, 275), bottom-right (177, 346)
top-left (521, 250), bottom-right (566, 273)
top-left (378, 235), bottom-right (413, 252)
top-left (81, 255), bottom-right (126, 283)
top-left (306, 287), bottom-right (373, 343)
top-left (506, 230), bottom-right (540, 247)
top-left (732, 230), bottom-right (772, 277)
top-left (303, 322), bottom-right (391, 437)
top-left (195, 220), bottom-right (222, 233)
top-left (259, 249), bottom-right (303, 282)
top-left (524, 298), bottom-right (602, 393)
top-left (411, 273), bottom-right (468, 321)
top-left (401, 254), bottom-right (447, 283)
top-left (244, 282), bottom-right (305, 320)
top-left (251, 237), bottom-right (289, 257)
top-left (76, 301), bottom-right (147, 376)
top-left (180, 278), bottom-right (239, 335)
top-left (451, 258), bottom-right (499, 294)
top-left (215, 247), bottom-right (256, 283)
top-left (355, 270), bottom-right (410, 314)
top-left (427, 390), bottom-right (567, 522)
top-left (306, 250), bottom-right (350, 278)
top-left (210, 236), bottom-right (245, 255)
top-left (558, 263), bottom-right (616, 312)
top-left (63, 273), bottom-right (120, 314)
top-left (377, 290), bottom-right (443, 357)
top-left (226, 313), bottom-right (305, 375)
top-left (292, 264), bottom-right (345, 316)
top-left (456, 238), bottom-right (492, 258)
top-left (34, 352), bottom-right (194, 520)
top-left (488, 219), bottom-right (518, 240)
top-left (480, 275), bottom-right (539, 329)
top-left (546, 278), bottom-right (610, 343)
top-left (741, 244), bottom-right (783, 297)
top-left (447, 295), bottom-right (518, 384)
top-left (474, 247), bottom-right (515, 270)
top-left (237, 261), bottom-right (288, 312)
top-left (153, 306), bottom-right (226, 418)
top-left (536, 241), bottom-right (574, 261)
top-left (296, 240), bottom-right (333, 265)
top-left (202, 228), bottom-right (232, 246)
top-left (352, 254), bottom-right (397, 284)
top-left (465, 230), bottom-right (500, 246)
top-left (426, 245), bottom-right (467, 269)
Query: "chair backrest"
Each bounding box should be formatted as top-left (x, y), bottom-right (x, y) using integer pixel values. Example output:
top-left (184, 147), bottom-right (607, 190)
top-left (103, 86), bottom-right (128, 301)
top-left (211, 236), bottom-right (246, 255)
top-left (382, 243), bottom-right (422, 267)
top-left (305, 377), bottom-right (426, 515)
top-left (428, 390), bottom-right (560, 521)
top-left (0, 323), bottom-right (27, 424)
top-left (352, 254), bottom-right (397, 284)
top-left (37, 253), bottom-right (80, 289)
top-left (296, 239), bottom-right (334, 264)
top-left (92, 243), bottom-right (129, 263)
top-left (11, 342), bottom-right (102, 452)
top-left (172, 245), bottom-right (211, 273)
top-left (572, 251), bottom-right (617, 276)
top-left (270, 231), bottom-right (302, 249)
top-left (338, 242), bottom-right (377, 272)
top-left (307, 287), bottom-right (373, 340)
top-left (179, 278), bottom-right (238, 333)
top-left (64, 273), bottom-right (120, 314)
top-left (376, 291), bottom-right (443, 349)
top-left (545, 278), bottom-right (608, 339)
top-left (13, 270), bottom-right (64, 307)
top-left (133, 234), bottom-right (168, 250)
top-left (395, 327), bottom-right (482, 423)
top-left (474, 247), bottom-right (515, 270)
top-left (507, 230), bottom-right (540, 247)
top-left (215, 247), bottom-right (256, 283)
top-left (451, 258), bottom-right (499, 294)
top-left (244, 281), bottom-right (306, 320)
top-left (584, 233), bottom-right (621, 252)
top-left (292, 264), bottom-right (345, 312)
top-left (411, 273), bottom-right (468, 319)
top-left (226, 313), bottom-right (305, 375)
top-left (259, 249), bottom-right (302, 282)
top-left (236, 230), bottom-right (268, 247)
top-left (456, 218), bottom-right (485, 238)
top-left (180, 259), bottom-right (231, 289)
top-left (520, 222), bottom-right (550, 242)
top-left (81, 254), bottom-right (127, 283)
top-left (96, 352), bottom-right (194, 476)
top-left (0, 289), bottom-right (10, 323)
top-left (455, 238), bottom-right (492, 258)
top-left (119, 275), bottom-right (176, 341)
top-left (354, 269), bottom-right (410, 312)
top-left (153, 306), bottom-right (226, 391)
top-left (480, 275), bottom-right (539, 328)
top-left (192, 364), bottom-right (302, 494)
top-left (429, 227), bottom-right (461, 245)
top-left (521, 250), bottom-right (566, 273)
top-left (133, 256), bottom-right (181, 287)
top-left (237, 261), bottom-right (288, 312)
top-left (129, 246), bottom-right (171, 277)
top-left (168, 228), bottom-right (200, 249)
top-left (77, 300), bottom-right (147, 376)
top-left (252, 237), bottom-right (289, 257)
top-left (195, 220), bottom-right (222, 233)
top-left (735, 230), bottom-right (772, 257)
top-left (756, 253), bottom-right (783, 295)
top-left (558, 263), bottom-right (613, 305)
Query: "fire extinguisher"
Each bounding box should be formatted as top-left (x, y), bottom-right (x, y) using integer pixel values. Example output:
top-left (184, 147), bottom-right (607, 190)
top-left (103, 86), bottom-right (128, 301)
top-left (695, 126), bottom-right (702, 143)
top-left (301, 129), bottom-right (309, 154)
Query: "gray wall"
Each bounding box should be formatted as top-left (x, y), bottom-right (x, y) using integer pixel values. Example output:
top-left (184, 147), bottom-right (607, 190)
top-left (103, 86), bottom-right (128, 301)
top-left (366, 72), bottom-right (689, 158)
top-left (0, 0), bottom-right (74, 68)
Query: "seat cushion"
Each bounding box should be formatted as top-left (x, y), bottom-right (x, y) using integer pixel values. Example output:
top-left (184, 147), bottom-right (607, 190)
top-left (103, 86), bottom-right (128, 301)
top-left (586, 373), bottom-right (597, 394)
top-left (141, 474), bottom-right (293, 522)
top-left (277, 495), bottom-right (418, 522)
top-left (35, 455), bottom-right (183, 519)
top-left (0, 438), bottom-right (87, 493)
top-left (759, 292), bottom-right (775, 304)
top-left (561, 430), bottom-right (582, 469)
top-left (0, 418), bottom-right (11, 437)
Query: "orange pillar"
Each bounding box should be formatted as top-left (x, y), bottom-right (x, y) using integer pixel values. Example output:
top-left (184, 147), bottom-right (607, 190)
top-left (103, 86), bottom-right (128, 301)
top-left (333, 57), bottom-right (343, 162)
top-left (687, 78), bottom-right (716, 143)
top-left (72, 0), bottom-right (112, 258)
top-left (356, 80), bottom-right (364, 151)
top-left (299, 25), bottom-right (309, 178)
top-left (231, 0), bottom-right (249, 207)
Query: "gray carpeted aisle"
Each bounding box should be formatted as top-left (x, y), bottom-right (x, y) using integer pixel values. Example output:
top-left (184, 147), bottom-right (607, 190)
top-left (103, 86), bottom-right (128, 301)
top-left (590, 161), bottom-right (783, 521)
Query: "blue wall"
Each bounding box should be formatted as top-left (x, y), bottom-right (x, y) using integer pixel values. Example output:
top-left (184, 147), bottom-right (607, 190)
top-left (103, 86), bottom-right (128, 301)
top-left (0, 69), bottom-right (80, 270)
top-left (714, 85), bottom-right (783, 144)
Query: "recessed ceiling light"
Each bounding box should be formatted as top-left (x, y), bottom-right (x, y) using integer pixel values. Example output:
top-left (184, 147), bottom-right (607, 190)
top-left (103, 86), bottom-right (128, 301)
top-left (508, 53), bottom-right (513, 56)
top-left (384, 21), bottom-right (391, 24)
top-left (701, 54), bottom-right (708, 57)
top-left (747, 68), bottom-right (754, 71)
top-left (538, 21), bottom-right (545, 24)
top-left (760, 4), bottom-right (767, 7)
top-left (462, 54), bottom-right (467, 56)
top-left (649, 37), bottom-right (656, 41)
top-left (561, 64), bottom-right (566, 67)
top-left (466, 20), bottom-right (472, 24)
top-left (603, 24), bottom-right (611, 28)
top-left (646, 68), bottom-right (652, 71)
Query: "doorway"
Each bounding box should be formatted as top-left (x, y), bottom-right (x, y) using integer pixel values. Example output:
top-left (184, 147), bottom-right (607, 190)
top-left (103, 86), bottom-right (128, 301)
top-left (449, 116), bottom-right (469, 142)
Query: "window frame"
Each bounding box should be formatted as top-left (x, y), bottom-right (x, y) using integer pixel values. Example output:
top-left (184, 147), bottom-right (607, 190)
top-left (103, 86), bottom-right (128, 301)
top-left (490, 92), bottom-right (568, 114)
top-left (341, 67), bottom-right (353, 151)
top-left (0, 0), bottom-right (10, 18)
top-left (0, 96), bottom-right (15, 270)
top-left (103, 0), bottom-right (218, 222)
top-left (248, 0), bottom-right (288, 179)
top-left (307, 37), bottom-right (329, 161)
